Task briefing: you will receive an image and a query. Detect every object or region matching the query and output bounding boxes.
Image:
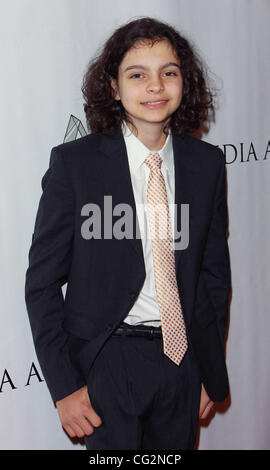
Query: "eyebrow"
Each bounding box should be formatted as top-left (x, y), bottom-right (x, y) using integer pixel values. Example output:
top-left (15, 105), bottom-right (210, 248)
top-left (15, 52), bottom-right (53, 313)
top-left (123, 62), bottom-right (180, 73)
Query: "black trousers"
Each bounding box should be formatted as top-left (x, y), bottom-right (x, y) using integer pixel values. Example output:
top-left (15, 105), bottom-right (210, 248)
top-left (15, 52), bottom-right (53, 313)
top-left (84, 323), bottom-right (201, 450)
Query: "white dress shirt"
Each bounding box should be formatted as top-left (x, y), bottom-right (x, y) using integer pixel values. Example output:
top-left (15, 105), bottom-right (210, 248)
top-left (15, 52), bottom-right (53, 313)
top-left (121, 121), bottom-right (175, 327)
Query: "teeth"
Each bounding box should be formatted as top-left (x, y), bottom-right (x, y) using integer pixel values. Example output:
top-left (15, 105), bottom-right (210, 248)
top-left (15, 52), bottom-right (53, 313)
top-left (144, 100), bottom-right (166, 105)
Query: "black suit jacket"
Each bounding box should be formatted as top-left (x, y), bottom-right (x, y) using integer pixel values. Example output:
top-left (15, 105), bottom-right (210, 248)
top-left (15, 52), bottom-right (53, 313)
top-left (25, 129), bottom-right (231, 403)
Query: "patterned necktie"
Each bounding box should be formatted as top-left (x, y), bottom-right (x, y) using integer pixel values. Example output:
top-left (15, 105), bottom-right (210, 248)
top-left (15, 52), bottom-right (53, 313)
top-left (144, 152), bottom-right (188, 366)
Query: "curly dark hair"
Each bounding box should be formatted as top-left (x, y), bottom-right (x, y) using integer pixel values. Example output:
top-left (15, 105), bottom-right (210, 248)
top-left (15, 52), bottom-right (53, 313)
top-left (81, 16), bottom-right (217, 136)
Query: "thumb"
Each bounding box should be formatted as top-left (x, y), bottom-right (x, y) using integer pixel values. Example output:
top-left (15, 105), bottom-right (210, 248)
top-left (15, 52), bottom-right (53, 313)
top-left (85, 388), bottom-right (103, 426)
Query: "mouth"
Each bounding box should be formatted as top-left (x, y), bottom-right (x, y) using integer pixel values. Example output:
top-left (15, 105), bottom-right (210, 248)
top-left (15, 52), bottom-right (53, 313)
top-left (141, 100), bottom-right (168, 109)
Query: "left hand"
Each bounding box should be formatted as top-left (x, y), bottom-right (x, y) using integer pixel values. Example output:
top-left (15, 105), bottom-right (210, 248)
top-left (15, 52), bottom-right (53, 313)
top-left (199, 384), bottom-right (215, 420)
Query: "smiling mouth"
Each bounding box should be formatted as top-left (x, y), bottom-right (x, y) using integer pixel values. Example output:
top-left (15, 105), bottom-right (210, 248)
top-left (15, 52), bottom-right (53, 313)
top-left (141, 100), bottom-right (168, 105)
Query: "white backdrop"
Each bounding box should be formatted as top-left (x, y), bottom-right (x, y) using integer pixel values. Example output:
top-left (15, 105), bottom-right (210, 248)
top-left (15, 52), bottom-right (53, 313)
top-left (1, 0), bottom-right (269, 450)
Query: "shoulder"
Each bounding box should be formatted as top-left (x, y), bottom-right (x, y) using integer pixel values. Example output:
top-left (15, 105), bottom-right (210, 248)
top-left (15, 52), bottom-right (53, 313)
top-left (182, 134), bottom-right (223, 158)
top-left (48, 133), bottom-right (107, 173)
top-left (173, 134), bottom-right (225, 172)
top-left (52, 133), bottom-right (101, 156)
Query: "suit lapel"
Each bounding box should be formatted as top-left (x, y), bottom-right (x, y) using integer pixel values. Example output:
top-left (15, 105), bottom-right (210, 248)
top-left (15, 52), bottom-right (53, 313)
top-left (172, 134), bottom-right (199, 268)
top-left (97, 130), bottom-right (199, 271)
top-left (98, 129), bottom-right (145, 267)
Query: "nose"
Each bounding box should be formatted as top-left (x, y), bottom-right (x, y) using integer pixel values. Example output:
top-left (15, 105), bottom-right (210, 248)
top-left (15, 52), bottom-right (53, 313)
top-left (146, 76), bottom-right (164, 93)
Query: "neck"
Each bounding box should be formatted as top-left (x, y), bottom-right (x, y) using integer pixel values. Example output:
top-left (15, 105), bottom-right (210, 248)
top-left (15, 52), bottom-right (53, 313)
top-left (126, 120), bottom-right (169, 151)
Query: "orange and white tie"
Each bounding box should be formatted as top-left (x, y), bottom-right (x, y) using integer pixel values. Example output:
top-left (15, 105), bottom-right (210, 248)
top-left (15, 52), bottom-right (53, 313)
top-left (144, 152), bottom-right (188, 366)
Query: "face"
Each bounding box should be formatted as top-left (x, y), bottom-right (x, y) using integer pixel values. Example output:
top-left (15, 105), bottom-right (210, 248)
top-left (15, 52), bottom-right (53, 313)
top-left (111, 39), bottom-right (183, 133)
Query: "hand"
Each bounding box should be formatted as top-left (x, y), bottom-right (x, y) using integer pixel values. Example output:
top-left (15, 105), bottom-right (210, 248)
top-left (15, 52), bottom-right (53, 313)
top-left (199, 383), bottom-right (215, 420)
top-left (56, 385), bottom-right (102, 438)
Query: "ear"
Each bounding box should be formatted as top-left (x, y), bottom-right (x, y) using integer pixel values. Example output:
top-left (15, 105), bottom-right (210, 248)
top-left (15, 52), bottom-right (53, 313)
top-left (110, 78), bottom-right (121, 101)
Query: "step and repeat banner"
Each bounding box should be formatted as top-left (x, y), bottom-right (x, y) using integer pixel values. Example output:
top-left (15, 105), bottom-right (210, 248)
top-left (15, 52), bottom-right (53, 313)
top-left (1, 0), bottom-right (269, 450)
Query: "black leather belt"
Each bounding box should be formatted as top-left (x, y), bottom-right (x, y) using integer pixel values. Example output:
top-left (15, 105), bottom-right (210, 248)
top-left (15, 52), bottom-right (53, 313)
top-left (112, 322), bottom-right (162, 339)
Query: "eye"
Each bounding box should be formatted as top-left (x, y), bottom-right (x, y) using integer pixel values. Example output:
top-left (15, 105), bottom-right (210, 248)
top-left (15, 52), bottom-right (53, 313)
top-left (130, 73), bottom-right (144, 79)
top-left (164, 71), bottom-right (178, 77)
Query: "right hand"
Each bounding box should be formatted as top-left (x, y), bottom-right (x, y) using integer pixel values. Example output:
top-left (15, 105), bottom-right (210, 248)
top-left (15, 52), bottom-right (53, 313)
top-left (56, 385), bottom-right (102, 438)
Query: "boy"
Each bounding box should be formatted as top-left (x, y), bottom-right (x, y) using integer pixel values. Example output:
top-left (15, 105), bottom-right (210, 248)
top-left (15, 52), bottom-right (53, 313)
top-left (25, 17), bottom-right (231, 450)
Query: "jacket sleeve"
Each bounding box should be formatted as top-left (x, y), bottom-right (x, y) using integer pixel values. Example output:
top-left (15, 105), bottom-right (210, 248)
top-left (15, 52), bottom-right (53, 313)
top-left (25, 147), bottom-right (86, 403)
top-left (200, 149), bottom-right (231, 348)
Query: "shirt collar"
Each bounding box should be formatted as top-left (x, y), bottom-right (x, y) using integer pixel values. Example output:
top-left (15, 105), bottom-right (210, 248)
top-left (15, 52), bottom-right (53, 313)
top-left (121, 121), bottom-right (173, 174)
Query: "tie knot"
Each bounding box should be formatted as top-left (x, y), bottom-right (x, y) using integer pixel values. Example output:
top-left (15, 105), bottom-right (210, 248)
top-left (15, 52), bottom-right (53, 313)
top-left (144, 153), bottom-right (162, 172)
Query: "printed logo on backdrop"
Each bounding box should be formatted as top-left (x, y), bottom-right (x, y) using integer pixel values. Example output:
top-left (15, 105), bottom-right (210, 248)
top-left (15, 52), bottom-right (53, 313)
top-left (0, 363), bottom-right (44, 393)
top-left (218, 140), bottom-right (270, 163)
top-left (63, 114), bottom-right (87, 142)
